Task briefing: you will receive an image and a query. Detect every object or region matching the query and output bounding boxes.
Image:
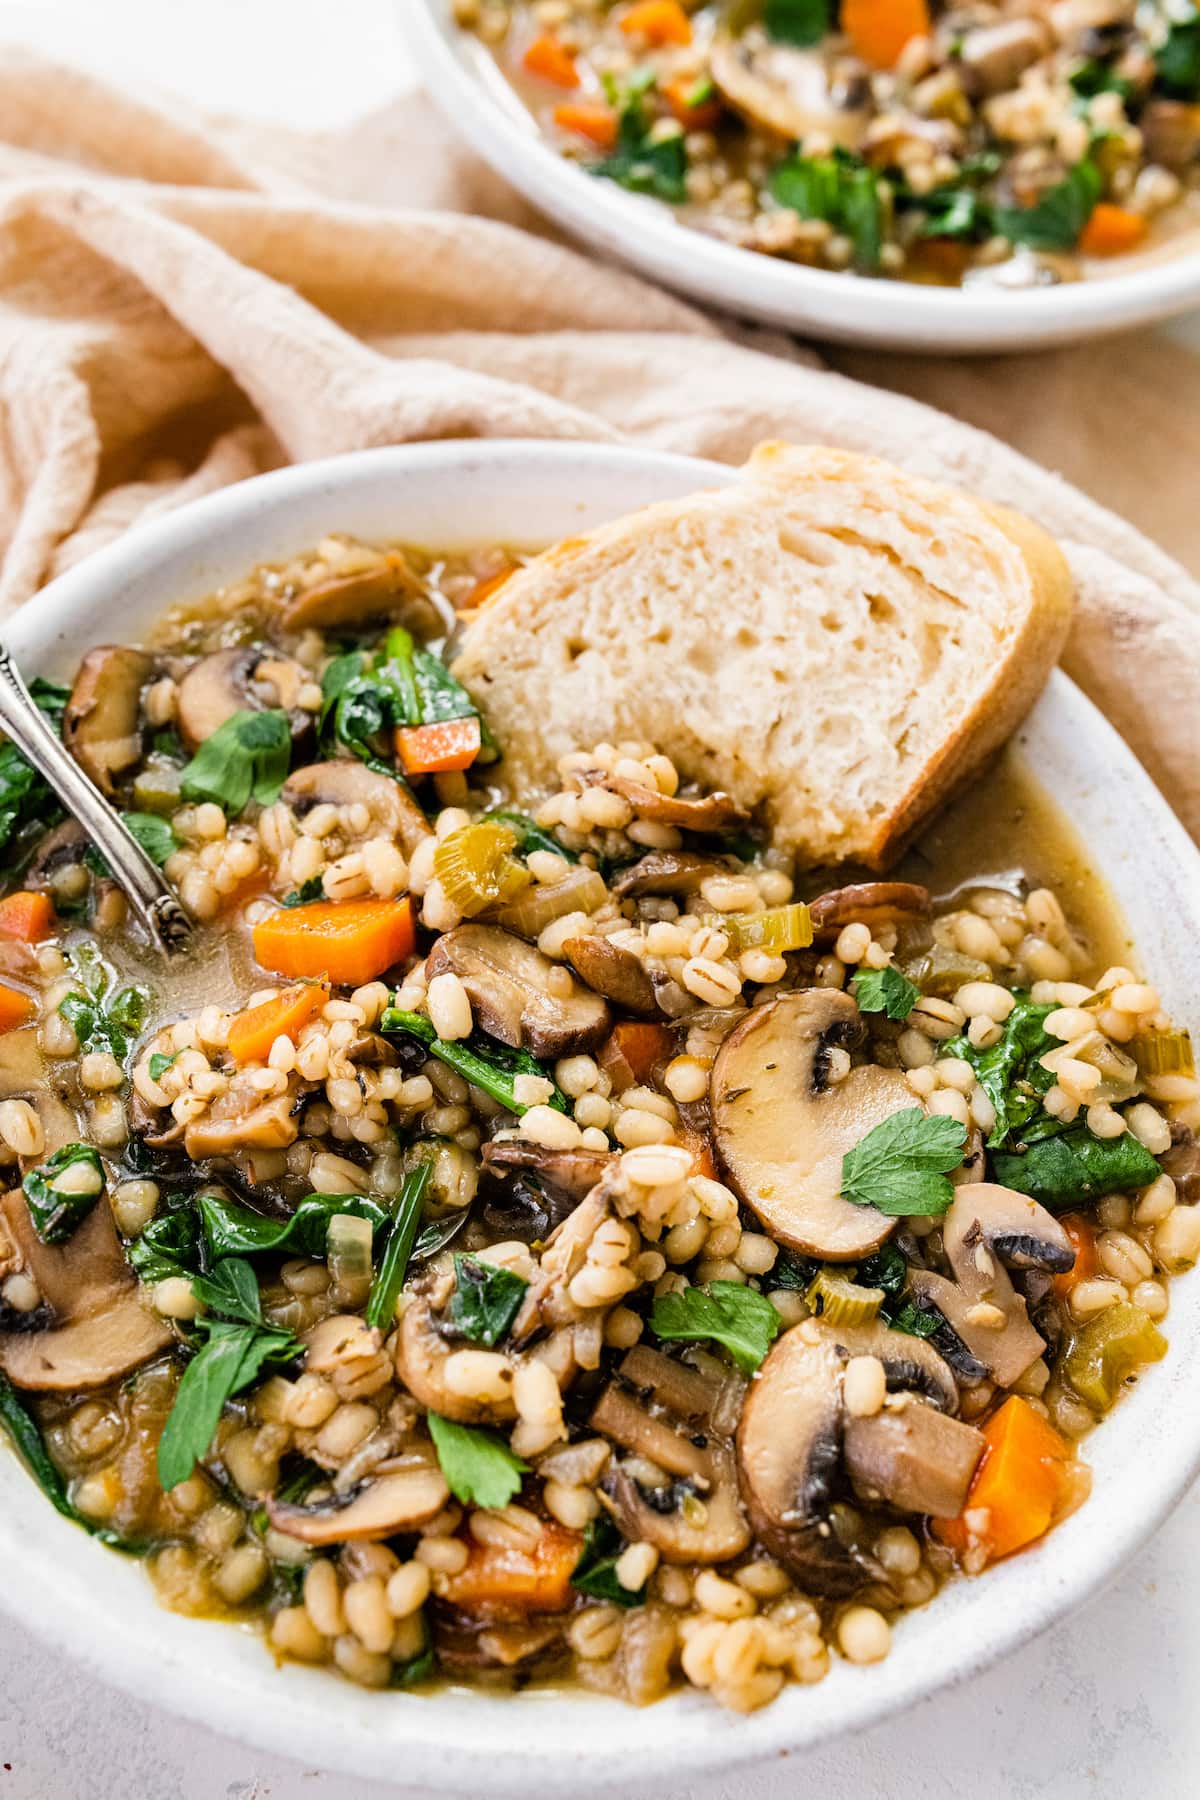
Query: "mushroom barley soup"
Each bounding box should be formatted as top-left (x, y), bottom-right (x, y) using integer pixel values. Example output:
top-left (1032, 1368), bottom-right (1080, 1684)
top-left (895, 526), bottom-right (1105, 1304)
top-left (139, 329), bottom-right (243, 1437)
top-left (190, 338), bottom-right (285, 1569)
top-left (458, 0), bottom-right (1200, 287)
top-left (0, 532), bottom-right (1196, 1713)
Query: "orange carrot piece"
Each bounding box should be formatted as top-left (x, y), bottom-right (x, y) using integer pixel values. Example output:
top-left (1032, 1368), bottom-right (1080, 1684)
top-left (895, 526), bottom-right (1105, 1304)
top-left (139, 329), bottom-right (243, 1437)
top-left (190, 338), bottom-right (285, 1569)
top-left (664, 75), bottom-right (722, 130)
top-left (553, 101), bottom-right (620, 151)
top-left (227, 983), bottom-right (328, 1066)
top-left (462, 565), bottom-right (516, 611)
top-left (620, 0), bottom-right (692, 45)
top-left (0, 983), bottom-right (35, 1033)
top-left (1052, 1213), bottom-right (1097, 1300)
top-left (0, 891), bottom-right (54, 943)
top-left (1079, 202), bottom-right (1148, 256)
top-left (253, 898), bottom-right (416, 988)
top-left (441, 1520), bottom-right (583, 1620)
top-left (842, 0), bottom-right (930, 67)
top-left (677, 1126), bottom-right (716, 1182)
top-left (395, 716), bottom-right (482, 777)
top-left (522, 34), bottom-right (580, 88)
top-left (936, 1396), bottom-right (1070, 1564)
top-left (598, 1020), bottom-right (674, 1094)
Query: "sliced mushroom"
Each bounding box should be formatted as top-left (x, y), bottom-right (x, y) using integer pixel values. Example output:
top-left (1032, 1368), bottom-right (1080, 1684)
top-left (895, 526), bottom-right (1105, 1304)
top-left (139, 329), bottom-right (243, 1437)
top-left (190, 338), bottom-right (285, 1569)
top-left (737, 1319), bottom-right (979, 1595)
top-left (844, 1395), bottom-right (984, 1519)
top-left (282, 758), bottom-right (431, 857)
top-left (0, 1188), bottom-right (170, 1391)
top-left (591, 1345), bottom-right (750, 1565)
top-left (63, 646), bottom-right (152, 796)
top-left (176, 647), bottom-right (312, 752)
top-left (908, 1183), bottom-right (1072, 1388)
top-left (266, 1456), bottom-right (449, 1544)
top-left (481, 1140), bottom-right (614, 1204)
top-left (604, 776), bottom-right (748, 835)
top-left (610, 851), bottom-right (735, 900)
top-left (278, 554), bottom-right (421, 633)
top-left (711, 23), bottom-right (869, 147)
top-left (425, 925), bottom-right (610, 1060)
top-left (563, 937), bottom-right (658, 1015)
top-left (1163, 1130), bottom-right (1200, 1205)
top-left (395, 1280), bottom-right (575, 1424)
top-left (711, 989), bottom-right (913, 1260)
top-left (434, 1614), bottom-right (567, 1674)
top-left (808, 882), bottom-right (932, 946)
top-left (1137, 99), bottom-right (1200, 173)
top-left (958, 18), bottom-right (1050, 94)
top-left (0, 1027), bottom-right (76, 1155)
top-left (183, 1087), bottom-right (298, 1161)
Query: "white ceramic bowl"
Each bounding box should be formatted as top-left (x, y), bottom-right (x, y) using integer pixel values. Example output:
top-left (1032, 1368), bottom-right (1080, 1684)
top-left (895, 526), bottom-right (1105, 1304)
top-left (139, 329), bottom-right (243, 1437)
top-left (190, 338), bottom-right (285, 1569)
top-left (403, 0), bottom-right (1200, 353)
top-left (2, 440), bottom-right (1199, 1791)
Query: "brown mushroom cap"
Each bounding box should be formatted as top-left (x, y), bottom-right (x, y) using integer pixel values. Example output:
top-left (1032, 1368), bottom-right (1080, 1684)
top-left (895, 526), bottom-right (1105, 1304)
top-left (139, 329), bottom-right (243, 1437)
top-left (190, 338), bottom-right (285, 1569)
top-left (604, 775), bottom-right (749, 834)
top-left (807, 882), bottom-right (932, 946)
top-left (394, 1282), bottom-right (576, 1424)
top-left (0, 1188), bottom-right (170, 1391)
top-left (711, 988), bottom-right (912, 1260)
top-left (176, 647), bottom-right (313, 753)
top-left (563, 936), bottom-right (659, 1015)
top-left (711, 22), bottom-right (869, 147)
top-left (610, 851), bottom-right (736, 900)
top-left (63, 646), bottom-right (152, 796)
top-left (277, 554), bottom-right (421, 633)
top-left (282, 758), bottom-right (431, 857)
top-left (266, 1456), bottom-right (449, 1545)
top-left (183, 1087), bottom-right (298, 1161)
top-left (425, 925), bottom-right (610, 1060)
top-left (480, 1139), bottom-right (614, 1204)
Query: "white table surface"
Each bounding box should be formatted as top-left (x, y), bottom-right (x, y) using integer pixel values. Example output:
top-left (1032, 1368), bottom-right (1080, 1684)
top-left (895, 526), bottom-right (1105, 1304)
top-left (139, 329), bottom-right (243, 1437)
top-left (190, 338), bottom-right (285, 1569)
top-left (0, 4), bottom-right (1197, 1795)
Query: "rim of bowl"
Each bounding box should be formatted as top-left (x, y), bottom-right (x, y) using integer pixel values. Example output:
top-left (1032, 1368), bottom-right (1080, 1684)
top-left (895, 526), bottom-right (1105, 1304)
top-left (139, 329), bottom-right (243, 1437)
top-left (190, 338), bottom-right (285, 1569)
top-left (0, 439), bottom-right (1198, 1791)
top-left (402, 0), bottom-right (1200, 352)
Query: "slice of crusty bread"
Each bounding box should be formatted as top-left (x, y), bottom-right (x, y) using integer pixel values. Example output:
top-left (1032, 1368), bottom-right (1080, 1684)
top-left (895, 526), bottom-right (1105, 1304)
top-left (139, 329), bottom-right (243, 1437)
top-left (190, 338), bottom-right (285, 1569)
top-left (453, 443), bottom-right (1073, 868)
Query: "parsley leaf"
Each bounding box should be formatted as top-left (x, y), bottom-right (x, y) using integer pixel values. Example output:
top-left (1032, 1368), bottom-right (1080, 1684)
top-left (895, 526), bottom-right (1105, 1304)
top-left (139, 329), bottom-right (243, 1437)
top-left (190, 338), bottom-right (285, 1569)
top-left (591, 87), bottom-right (688, 202)
top-left (763, 0), bottom-right (829, 46)
top-left (447, 1255), bottom-right (528, 1347)
top-left (771, 149), bottom-right (884, 271)
top-left (650, 1281), bottom-right (781, 1375)
top-left (890, 1300), bottom-right (944, 1339)
top-left (282, 874), bottom-right (326, 907)
top-left (852, 964), bottom-right (920, 1021)
top-left (993, 159), bottom-right (1101, 250)
top-left (427, 1413), bottom-right (528, 1508)
top-left (380, 1008), bottom-right (567, 1115)
top-left (572, 1516), bottom-right (646, 1608)
top-left (840, 1109), bottom-right (967, 1216)
top-left (124, 812), bottom-right (178, 868)
top-left (22, 1144), bottom-right (104, 1244)
top-left (992, 1126), bottom-right (1160, 1209)
top-left (180, 709), bottom-right (291, 814)
top-left (1156, 11), bottom-right (1200, 101)
top-left (59, 980), bottom-right (148, 1063)
top-left (157, 1318), bottom-right (299, 1490)
top-left (149, 1051), bottom-right (178, 1083)
top-left (942, 993), bottom-right (1055, 1147)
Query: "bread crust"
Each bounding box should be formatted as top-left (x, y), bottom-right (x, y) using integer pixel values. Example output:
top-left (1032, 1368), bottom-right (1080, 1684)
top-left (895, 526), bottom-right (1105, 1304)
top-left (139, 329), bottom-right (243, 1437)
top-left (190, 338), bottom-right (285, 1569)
top-left (455, 443), bottom-right (1074, 869)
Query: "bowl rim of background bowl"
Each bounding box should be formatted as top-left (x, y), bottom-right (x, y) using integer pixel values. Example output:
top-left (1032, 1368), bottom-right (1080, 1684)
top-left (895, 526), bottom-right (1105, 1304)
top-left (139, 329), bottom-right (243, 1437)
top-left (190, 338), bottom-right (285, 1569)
top-left (1, 438), bottom-right (1199, 1792)
top-left (403, 0), bottom-right (1200, 354)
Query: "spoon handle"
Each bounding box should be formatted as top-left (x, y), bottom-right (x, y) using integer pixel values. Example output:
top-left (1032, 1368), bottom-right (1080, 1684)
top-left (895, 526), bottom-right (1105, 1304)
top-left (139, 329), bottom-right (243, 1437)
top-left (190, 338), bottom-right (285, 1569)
top-left (0, 645), bottom-right (194, 957)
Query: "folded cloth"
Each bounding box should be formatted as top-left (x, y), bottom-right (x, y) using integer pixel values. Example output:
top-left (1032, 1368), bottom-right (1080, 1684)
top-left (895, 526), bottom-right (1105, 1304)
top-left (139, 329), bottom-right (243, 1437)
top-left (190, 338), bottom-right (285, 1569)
top-left (0, 48), bottom-right (1197, 839)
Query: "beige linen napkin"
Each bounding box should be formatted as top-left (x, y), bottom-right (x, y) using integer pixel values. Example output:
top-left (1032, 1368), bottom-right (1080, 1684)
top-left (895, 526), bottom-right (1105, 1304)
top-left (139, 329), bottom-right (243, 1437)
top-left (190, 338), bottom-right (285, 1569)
top-left (0, 48), bottom-right (1197, 839)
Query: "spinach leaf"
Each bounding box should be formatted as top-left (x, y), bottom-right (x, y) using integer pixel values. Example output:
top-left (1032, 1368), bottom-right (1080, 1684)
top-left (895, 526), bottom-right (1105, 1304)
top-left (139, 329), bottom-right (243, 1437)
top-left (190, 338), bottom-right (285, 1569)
top-left (591, 88), bottom-right (688, 202)
top-left (485, 810), bottom-right (579, 864)
top-left (857, 1242), bottom-right (908, 1300)
top-left (1156, 11), bottom-right (1200, 100)
top-left (852, 965), bottom-right (920, 1020)
top-left (942, 993), bottom-right (1056, 1147)
top-left (87, 812), bottom-right (179, 879)
top-left (60, 984), bottom-right (146, 1062)
top-left (769, 1248), bottom-right (821, 1292)
top-left (148, 1050), bottom-right (179, 1083)
top-left (841, 1109), bottom-right (967, 1216)
top-left (993, 159), bottom-right (1101, 250)
top-left (446, 1255), bottom-right (528, 1348)
top-left (126, 1200), bottom-right (202, 1284)
top-left (992, 1126), bottom-right (1160, 1209)
top-left (427, 1413), bottom-right (528, 1508)
top-left (157, 1317), bottom-right (300, 1490)
top-left (572, 1515), bottom-right (646, 1608)
top-left (190, 1255), bottom-right (266, 1327)
top-left (1068, 58), bottom-right (1134, 101)
top-left (198, 1189), bottom-right (389, 1261)
top-left (22, 1144), bottom-right (105, 1244)
top-left (380, 1008), bottom-right (568, 1115)
top-left (771, 149), bottom-right (884, 271)
top-left (650, 1281), bottom-right (781, 1375)
top-left (180, 709), bottom-right (291, 814)
top-left (890, 1300), bottom-right (943, 1339)
top-left (364, 1158), bottom-right (434, 1331)
top-left (763, 0), bottom-right (829, 46)
top-left (0, 678), bottom-right (71, 864)
top-left (282, 874), bottom-right (326, 907)
top-left (917, 186), bottom-right (990, 240)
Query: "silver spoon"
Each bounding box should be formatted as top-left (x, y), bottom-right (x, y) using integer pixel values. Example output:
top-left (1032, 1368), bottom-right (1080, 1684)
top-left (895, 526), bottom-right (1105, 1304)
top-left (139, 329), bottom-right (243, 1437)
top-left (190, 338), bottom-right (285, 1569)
top-left (0, 644), bottom-right (194, 957)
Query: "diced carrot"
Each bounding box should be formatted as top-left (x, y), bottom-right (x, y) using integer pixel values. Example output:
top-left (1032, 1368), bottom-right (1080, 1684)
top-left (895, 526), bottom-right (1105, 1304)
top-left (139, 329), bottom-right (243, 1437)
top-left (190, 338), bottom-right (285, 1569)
top-left (677, 1126), bottom-right (716, 1181)
top-left (1079, 202), bottom-right (1148, 257)
top-left (227, 983), bottom-right (329, 1066)
top-left (936, 1396), bottom-right (1071, 1565)
top-left (598, 1020), bottom-right (674, 1094)
top-left (522, 34), bottom-right (580, 88)
top-left (395, 716), bottom-right (482, 777)
top-left (620, 0), bottom-right (692, 45)
top-left (0, 983), bottom-right (35, 1033)
top-left (461, 565), bottom-right (516, 611)
top-left (841, 0), bottom-right (930, 68)
top-left (553, 101), bottom-right (620, 152)
top-left (1053, 1213), bottom-right (1097, 1300)
top-left (441, 1519), bottom-right (583, 1620)
top-left (664, 75), bottom-right (722, 130)
top-left (253, 898), bottom-right (416, 988)
top-left (0, 892), bottom-right (54, 943)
